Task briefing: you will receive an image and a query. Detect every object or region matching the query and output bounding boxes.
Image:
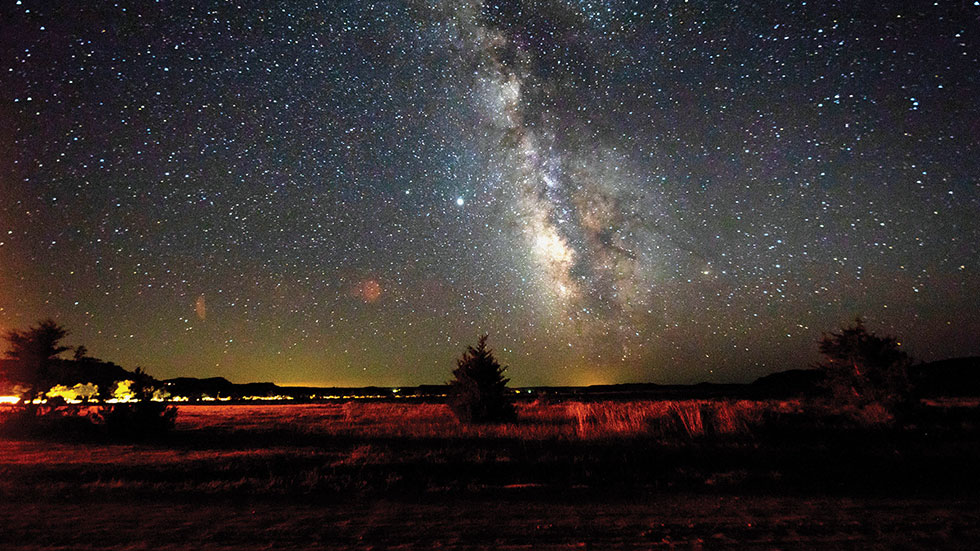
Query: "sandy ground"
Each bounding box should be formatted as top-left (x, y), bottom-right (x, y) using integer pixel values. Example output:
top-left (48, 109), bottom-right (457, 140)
top-left (2, 495), bottom-right (979, 550)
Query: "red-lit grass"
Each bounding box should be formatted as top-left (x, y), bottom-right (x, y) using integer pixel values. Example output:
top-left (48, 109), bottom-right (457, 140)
top-left (3, 400), bottom-right (979, 550)
top-left (173, 399), bottom-right (795, 441)
top-left (0, 399), bottom-right (769, 501)
top-left (2, 398), bottom-right (980, 502)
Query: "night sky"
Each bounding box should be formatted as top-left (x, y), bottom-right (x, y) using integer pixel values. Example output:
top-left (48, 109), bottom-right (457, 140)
top-left (1, 1), bottom-right (978, 387)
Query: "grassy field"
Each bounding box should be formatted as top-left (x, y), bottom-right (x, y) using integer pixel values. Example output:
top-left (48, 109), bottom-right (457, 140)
top-left (2, 400), bottom-right (980, 548)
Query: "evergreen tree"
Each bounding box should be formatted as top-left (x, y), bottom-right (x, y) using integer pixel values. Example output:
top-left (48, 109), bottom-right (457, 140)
top-left (448, 334), bottom-right (515, 423)
top-left (2, 319), bottom-right (70, 402)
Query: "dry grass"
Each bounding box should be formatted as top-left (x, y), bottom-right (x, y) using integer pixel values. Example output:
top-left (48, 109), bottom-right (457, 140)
top-left (172, 399), bottom-right (797, 441)
top-left (2, 398), bottom-right (978, 501)
top-left (2, 399), bottom-right (979, 549)
top-left (558, 399), bottom-right (795, 438)
top-left (0, 399), bottom-right (793, 499)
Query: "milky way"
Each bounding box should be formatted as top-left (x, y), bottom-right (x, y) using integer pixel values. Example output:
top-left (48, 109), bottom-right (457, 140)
top-left (1, 1), bottom-right (978, 386)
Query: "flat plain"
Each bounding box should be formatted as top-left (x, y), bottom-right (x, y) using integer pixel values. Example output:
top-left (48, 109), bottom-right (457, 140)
top-left (2, 401), bottom-right (979, 549)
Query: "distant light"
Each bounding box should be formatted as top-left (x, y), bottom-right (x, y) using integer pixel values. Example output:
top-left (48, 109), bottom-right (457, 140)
top-left (456, 196), bottom-right (464, 206)
top-left (0, 396), bottom-right (21, 405)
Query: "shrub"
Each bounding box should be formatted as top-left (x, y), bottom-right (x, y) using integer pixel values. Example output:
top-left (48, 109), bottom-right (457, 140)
top-left (97, 371), bottom-right (177, 439)
top-left (0, 404), bottom-right (101, 440)
top-left (448, 335), bottom-right (515, 423)
top-left (97, 401), bottom-right (178, 439)
top-left (817, 318), bottom-right (912, 419)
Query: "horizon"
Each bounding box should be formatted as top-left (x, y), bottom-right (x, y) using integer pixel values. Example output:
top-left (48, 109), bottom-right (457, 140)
top-left (2, 2), bottom-right (978, 387)
top-left (4, 340), bottom-right (976, 391)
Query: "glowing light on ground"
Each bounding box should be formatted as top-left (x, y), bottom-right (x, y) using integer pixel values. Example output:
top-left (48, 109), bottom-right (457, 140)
top-left (47, 383), bottom-right (99, 403)
top-left (112, 380), bottom-right (136, 402)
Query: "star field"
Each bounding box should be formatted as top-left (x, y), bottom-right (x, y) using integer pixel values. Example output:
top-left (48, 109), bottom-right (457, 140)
top-left (1, 1), bottom-right (978, 386)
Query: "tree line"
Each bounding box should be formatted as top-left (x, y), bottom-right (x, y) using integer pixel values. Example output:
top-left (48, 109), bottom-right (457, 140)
top-left (1, 316), bottom-right (915, 436)
top-left (1, 319), bottom-right (176, 438)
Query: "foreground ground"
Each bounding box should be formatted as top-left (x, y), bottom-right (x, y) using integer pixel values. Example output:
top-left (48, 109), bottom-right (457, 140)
top-left (3, 495), bottom-right (979, 549)
top-left (2, 401), bottom-right (979, 548)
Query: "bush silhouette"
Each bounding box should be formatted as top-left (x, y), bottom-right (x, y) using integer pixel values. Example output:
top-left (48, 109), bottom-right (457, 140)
top-left (817, 318), bottom-right (911, 416)
top-left (448, 335), bottom-right (515, 423)
top-left (97, 401), bottom-right (178, 439)
top-left (97, 368), bottom-right (177, 439)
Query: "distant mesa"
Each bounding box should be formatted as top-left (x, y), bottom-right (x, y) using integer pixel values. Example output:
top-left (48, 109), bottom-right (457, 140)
top-left (748, 357), bottom-right (980, 400)
top-left (160, 378), bottom-right (450, 402)
top-left (5, 357), bottom-right (980, 404)
top-left (164, 377), bottom-right (280, 401)
top-left (750, 369), bottom-right (827, 398)
top-left (910, 356), bottom-right (980, 397)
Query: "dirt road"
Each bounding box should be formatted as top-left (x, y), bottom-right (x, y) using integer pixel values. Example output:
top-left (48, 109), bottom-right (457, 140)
top-left (2, 494), bottom-right (978, 549)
